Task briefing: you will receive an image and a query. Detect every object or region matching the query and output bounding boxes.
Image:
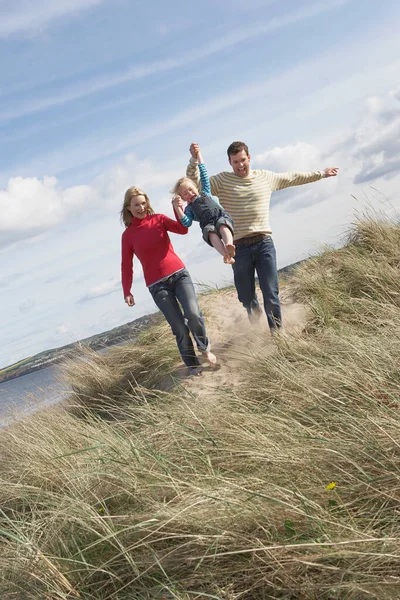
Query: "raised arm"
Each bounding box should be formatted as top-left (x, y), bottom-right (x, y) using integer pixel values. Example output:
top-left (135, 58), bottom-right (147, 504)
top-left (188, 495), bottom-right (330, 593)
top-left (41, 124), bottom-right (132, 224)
top-left (121, 231), bottom-right (135, 304)
top-left (187, 142), bottom-right (220, 195)
top-left (198, 163), bottom-right (211, 195)
top-left (269, 167), bottom-right (339, 191)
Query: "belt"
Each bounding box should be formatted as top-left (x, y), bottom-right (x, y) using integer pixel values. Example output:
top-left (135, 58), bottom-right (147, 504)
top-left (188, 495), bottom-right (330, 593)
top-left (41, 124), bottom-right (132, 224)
top-left (234, 233), bottom-right (269, 247)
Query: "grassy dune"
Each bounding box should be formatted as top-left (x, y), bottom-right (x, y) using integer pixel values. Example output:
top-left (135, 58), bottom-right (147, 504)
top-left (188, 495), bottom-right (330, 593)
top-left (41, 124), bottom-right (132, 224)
top-left (0, 215), bottom-right (399, 599)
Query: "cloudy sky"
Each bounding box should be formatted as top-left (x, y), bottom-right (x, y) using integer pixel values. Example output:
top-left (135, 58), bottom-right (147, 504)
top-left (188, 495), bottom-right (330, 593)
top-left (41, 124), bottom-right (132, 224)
top-left (1, 0), bottom-right (400, 368)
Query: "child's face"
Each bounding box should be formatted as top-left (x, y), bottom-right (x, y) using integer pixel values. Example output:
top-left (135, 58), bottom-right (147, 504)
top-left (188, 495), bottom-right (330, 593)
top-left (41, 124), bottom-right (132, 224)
top-left (179, 181), bottom-right (198, 203)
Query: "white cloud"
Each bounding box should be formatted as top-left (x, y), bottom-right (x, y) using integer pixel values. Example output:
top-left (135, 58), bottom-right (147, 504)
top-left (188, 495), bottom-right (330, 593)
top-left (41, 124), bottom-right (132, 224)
top-left (328, 87), bottom-right (400, 184)
top-left (253, 142), bottom-right (341, 210)
top-left (0, 152), bottom-right (185, 252)
top-left (0, 175), bottom-right (91, 243)
top-left (54, 324), bottom-right (71, 338)
top-left (353, 89), bottom-right (400, 183)
top-left (254, 142), bottom-right (323, 173)
top-left (78, 278), bottom-right (120, 303)
top-left (0, 0), bottom-right (107, 38)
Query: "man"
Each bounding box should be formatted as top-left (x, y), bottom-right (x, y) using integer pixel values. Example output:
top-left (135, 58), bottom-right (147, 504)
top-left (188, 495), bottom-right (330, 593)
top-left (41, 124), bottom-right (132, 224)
top-left (186, 141), bottom-right (338, 331)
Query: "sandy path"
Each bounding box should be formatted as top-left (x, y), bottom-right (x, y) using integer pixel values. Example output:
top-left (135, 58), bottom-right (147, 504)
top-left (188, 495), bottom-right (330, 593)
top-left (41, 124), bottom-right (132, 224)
top-left (181, 285), bottom-right (308, 397)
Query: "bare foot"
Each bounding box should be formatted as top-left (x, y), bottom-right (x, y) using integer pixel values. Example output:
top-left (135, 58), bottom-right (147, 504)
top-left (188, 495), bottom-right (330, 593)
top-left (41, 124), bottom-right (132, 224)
top-left (226, 243), bottom-right (236, 258)
top-left (223, 254), bottom-right (235, 264)
top-left (204, 351), bottom-right (217, 366)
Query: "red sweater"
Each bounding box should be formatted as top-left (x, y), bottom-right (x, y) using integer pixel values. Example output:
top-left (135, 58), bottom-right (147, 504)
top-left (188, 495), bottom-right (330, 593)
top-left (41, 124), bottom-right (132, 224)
top-left (121, 213), bottom-right (188, 297)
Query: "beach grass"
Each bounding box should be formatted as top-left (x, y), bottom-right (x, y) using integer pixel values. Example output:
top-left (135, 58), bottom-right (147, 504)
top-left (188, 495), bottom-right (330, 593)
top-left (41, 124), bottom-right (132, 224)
top-left (0, 213), bottom-right (399, 599)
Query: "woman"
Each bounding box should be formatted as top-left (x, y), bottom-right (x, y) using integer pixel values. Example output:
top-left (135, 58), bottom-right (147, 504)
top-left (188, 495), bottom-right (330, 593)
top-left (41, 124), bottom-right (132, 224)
top-left (121, 186), bottom-right (216, 376)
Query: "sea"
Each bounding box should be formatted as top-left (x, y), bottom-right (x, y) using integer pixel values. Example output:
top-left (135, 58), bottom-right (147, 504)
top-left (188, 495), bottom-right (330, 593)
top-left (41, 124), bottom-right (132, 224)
top-left (0, 365), bottom-right (69, 427)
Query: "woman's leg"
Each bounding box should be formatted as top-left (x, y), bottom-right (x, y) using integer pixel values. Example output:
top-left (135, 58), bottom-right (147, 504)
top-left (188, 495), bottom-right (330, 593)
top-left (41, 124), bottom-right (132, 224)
top-left (150, 281), bottom-right (200, 368)
top-left (173, 270), bottom-right (217, 365)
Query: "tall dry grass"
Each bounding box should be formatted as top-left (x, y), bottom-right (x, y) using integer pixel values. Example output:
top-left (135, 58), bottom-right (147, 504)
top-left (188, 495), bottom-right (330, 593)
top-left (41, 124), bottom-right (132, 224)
top-left (0, 214), bottom-right (399, 599)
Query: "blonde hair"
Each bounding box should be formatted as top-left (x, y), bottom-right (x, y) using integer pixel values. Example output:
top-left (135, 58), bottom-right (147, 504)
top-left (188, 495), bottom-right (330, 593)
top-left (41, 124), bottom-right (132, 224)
top-left (120, 186), bottom-right (154, 228)
top-left (171, 177), bottom-right (198, 196)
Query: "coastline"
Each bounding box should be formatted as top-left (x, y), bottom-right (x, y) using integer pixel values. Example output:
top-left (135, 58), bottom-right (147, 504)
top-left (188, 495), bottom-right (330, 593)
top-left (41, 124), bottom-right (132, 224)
top-left (1, 260), bottom-right (303, 385)
top-left (0, 312), bottom-right (159, 384)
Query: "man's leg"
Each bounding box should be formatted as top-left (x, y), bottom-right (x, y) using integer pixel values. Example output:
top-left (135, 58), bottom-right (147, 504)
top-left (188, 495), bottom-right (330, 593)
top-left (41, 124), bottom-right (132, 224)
top-left (150, 279), bottom-right (200, 368)
top-left (254, 237), bottom-right (282, 330)
top-left (232, 245), bottom-right (262, 320)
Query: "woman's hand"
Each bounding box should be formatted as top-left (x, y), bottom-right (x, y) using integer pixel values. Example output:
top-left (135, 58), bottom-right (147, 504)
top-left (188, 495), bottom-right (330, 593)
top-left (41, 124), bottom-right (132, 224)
top-left (124, 295), bottom-right (135, 306)
top-left (172, 194), bottom-right (184, 210)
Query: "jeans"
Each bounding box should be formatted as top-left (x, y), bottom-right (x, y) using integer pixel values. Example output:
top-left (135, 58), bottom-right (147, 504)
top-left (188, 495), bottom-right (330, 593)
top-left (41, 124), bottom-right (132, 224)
top-left (232, 236), bottom-right (282, 330)
top-left (149, 269), bottom-right (209, 368)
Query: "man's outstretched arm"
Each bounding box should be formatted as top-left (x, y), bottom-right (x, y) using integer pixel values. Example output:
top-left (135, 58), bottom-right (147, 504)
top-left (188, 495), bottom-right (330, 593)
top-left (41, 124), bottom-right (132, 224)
top-left (269, 167), bottom-right (338, 191)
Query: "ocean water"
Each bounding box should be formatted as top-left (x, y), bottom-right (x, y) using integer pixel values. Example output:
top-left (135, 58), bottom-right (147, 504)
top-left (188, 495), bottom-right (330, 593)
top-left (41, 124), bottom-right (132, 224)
top-left (0, 366), bottom-right (69, 427)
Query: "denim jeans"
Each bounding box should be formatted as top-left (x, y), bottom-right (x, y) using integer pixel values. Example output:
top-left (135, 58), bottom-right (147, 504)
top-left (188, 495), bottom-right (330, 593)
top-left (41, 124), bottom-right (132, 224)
top-left (149, 269), bottom-right (209, 367)
top-left (232, 236), bottom-right (282, 329)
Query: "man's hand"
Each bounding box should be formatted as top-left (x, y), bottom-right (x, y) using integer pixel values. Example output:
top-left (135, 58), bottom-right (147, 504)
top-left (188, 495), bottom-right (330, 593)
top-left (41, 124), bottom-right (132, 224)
top-left (124, 295), bottom-right (135, 306)
top-left (189, 142), bottom-right (201, 162)
top-left (324, 167), bottom-right (339, 178)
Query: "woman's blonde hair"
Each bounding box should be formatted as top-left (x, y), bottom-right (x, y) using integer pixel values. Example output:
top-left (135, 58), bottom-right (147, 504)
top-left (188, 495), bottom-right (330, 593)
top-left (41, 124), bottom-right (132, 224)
top-left (171, 177), bottom-right (198, 196)
top-left (120, 186), bottom-right (154, 228)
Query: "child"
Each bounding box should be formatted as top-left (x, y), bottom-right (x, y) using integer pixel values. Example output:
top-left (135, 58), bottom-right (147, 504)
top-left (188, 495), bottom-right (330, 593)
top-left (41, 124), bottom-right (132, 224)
top-left (172, 146), bottom-right (235, 264)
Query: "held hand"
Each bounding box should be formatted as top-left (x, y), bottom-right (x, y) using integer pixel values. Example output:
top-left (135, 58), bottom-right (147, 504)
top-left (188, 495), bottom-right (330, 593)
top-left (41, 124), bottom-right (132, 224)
top-left (172, 194), bottom-right (184, 209)
top-left (324, 167), bottom-right (339, 178)
top-left (124, 295), bottom-right (135, 307)
top-left (189, 142), bottom-right (200, 161)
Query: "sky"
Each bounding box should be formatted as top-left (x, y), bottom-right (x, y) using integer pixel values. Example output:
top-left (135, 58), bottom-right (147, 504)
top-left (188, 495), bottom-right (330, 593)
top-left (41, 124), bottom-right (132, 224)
top-left (1, 0), bottom-right (400, 369)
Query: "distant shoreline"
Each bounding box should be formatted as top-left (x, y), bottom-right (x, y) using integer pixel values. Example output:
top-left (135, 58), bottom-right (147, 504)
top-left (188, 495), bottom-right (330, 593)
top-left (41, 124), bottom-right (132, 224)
top-left (0, 312), bottom-right (160, 385)
top-left (0, 261), bottom-right (303, 385)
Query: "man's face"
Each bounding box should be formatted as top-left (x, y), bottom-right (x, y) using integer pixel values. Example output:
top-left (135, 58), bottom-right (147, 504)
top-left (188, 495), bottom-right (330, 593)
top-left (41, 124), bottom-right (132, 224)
top-left (229, 150), bottom-right (251, 178)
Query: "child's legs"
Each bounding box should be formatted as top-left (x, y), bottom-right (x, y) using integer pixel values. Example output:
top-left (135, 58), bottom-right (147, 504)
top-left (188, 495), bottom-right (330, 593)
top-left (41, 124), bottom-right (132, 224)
top-left (208, 232), bottom-right (227, 258)
top-left (216, 219), bottom-right (235, 257)
top-left (219, 224), bottom-right (233, 246)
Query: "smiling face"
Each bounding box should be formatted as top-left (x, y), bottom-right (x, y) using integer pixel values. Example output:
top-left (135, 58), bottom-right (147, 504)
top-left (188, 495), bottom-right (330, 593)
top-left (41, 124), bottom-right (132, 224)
top-left (129, 194), bottom-right (148, 219)
top-left (229, 149), bottom-right (251, 178)
top-left (178, 180), bottom-right (199, 203)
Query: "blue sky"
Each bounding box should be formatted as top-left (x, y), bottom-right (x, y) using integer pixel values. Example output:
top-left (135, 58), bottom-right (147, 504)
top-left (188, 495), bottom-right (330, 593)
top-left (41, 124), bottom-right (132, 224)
top-left (1, 0), bottom-right (400, 368)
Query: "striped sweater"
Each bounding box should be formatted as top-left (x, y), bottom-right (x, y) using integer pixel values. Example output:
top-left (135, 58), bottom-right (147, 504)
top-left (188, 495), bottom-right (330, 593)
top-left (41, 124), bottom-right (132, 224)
top-left (186, 158), bottom-right (325, 241)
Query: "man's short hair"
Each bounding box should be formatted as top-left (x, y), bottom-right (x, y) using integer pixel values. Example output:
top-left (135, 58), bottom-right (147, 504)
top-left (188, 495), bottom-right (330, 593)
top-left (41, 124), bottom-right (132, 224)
top-left (227, 141), bottom-right (249, 159)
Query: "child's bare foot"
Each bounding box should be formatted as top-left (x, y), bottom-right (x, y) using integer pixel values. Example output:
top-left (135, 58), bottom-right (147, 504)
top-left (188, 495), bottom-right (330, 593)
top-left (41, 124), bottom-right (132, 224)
top-left (223, 254), bottom-right (235, 264)
top-left (226, 243), bottom-right (236, 258)
top-left (204, 351), bottom-right (217, 366)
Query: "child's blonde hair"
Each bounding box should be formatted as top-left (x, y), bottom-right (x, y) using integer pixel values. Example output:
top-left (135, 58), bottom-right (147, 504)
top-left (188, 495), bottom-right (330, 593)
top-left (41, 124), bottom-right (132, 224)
top-left (120, 186), bottom-right (154, 228)
top-left (171, 177), bottom-right (198, 196)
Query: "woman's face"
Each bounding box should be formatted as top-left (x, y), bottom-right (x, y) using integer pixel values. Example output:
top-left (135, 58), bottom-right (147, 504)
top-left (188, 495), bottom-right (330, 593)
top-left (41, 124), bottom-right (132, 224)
top-left (129, 194), bottom-right (148, 219)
